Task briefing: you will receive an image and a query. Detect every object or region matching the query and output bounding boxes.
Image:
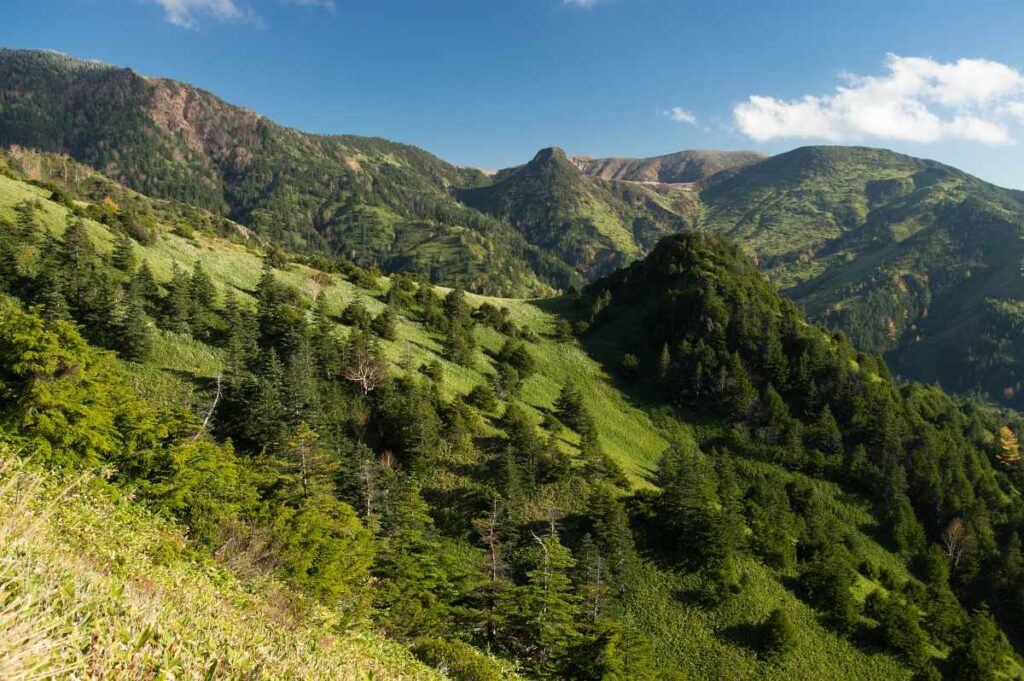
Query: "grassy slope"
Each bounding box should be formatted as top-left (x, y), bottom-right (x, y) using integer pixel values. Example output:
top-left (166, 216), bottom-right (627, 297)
top-left (0, 172), bottom-right (666, 484)
top-left (0, 452), bottom-right (440, 680)
top-left (0, 172), bottom-right (940, 679)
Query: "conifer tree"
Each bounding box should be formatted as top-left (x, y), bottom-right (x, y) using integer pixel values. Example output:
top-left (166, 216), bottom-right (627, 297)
top-left (512, 516), bottom-right (582, 678)
top-left (554, 380), bottom-right (586, 430)
top-left (190, 260), bottom-right (217, 311)
top-left (371, 306), bottom-right (398, 340)
top-left (112, 231), bottom-right (136, 273)
top-left (946, 608), bottom-right (1008, 680)
top-left (471, 496), bottom-right (513, 647)
top-left (165, 263), bottom-right (193, 333)
top-left (130, 260), bottom-right (159, 312)
top-left (275, 421), bottom-right (338, 501)
top-left (116, 287), bottom-right (152, 362)
top-left (374, 478), bottom-right (453, 639)
top-left (13, 200), bottom-right (37, 239)
top-left (763, 606), bottom-right (798, 660)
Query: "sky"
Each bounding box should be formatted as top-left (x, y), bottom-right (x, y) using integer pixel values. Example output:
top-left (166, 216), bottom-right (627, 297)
top-left (3, 0), bottom-right (1024, 188)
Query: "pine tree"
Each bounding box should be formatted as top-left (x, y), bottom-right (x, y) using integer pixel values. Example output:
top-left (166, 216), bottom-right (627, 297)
top-left (371, 306), bottom-right (398, 340)
top-left (374, 478), bottom-right (453, 639)
top-left (554, 381), bottom-right (586, 430)
top-left (275, 421), bottom-right (338, 501)
top-left (130, 260), bottom-right (159, 312)
top-left (800, 546), bottom-right (858, 633)
top-left (727, 353), bottom-right (757, 420)
top-left (877, 596), bottom-right (931, 672)
top-left (763, 607), bottom-right (798, 660)
top-left (164, 263), bottom-right (193, 333)
top-left (657, 343), bottom-right (671, 383)
top-left (512, 516), bottom-right (582, 678)
top-left (190, 260), bottom-right (217, 312)
top-left (116, 287), bottom-right (152, 362)
top-left (946, 608), bottom-right (1008, 680)
top-left (471, 496), bottom-right (513, 647)
top-left (112, 231), bottom-right (136, 273)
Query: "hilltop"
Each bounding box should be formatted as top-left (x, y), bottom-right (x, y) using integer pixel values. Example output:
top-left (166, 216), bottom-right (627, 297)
top-left (697, 145), bottom-right (1024, 407)
top-left (458, 147), bottom-right (700, 279)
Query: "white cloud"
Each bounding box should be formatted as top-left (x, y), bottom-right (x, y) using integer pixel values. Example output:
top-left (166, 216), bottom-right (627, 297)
top-left (1005, 101), bottom-right (1024, 121)
top-left (152, 0), bottom-right (249, 27)
top-left (734, 54), bottom-right (1024, 146)
top-left (664, 106), bottom-right (697, 125)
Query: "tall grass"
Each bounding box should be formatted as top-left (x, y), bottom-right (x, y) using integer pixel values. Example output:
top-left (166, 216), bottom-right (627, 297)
top-left (0, 450), bottom-right (442, 680)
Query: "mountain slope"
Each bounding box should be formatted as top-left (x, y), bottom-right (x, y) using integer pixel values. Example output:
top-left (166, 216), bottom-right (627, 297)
top-left (573, 149), bottom-right (764, 184)
top-left (0, 48), bottom-right (578, 296)
top-left (0, 454), bottom-right (442, 680)
top-left (458, 147), bottom-right (699, 279)
top-left (699, 146), bottom-right (1024, 408)
top-left (2, 159), bottom-right (1004, 680)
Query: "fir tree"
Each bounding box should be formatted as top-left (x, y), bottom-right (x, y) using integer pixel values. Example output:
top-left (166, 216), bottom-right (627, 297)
top-left (112, 231), bottom-right (136, 273)
top-left (374, 478), bottom-right (453, 639)
top-left (115, 287), bottom-right (152, 362)
top-left (763, 607), bottom-right (798, 660)
top-left (512, 516), bottom-right (582, 678)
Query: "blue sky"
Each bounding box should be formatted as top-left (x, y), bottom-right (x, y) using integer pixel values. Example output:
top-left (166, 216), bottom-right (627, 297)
top-left (3, 0), bottom-right (1024, 187)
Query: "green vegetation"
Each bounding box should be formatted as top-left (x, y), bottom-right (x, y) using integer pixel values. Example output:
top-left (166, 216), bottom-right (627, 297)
top-left (458, 147), bottom-right (700, 280)
top-left (6, 49), bottom-right (1024, 679)
top-left (0, 453), bottom-right (441, 679)
top-left (0, 49), bottom-right (577, 297)
top-left (699, 145), bottom-right (1024, 410)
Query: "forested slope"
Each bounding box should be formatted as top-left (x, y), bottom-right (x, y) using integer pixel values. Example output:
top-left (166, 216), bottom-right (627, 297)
top-left (3, 155), bottom-right (1024, 678)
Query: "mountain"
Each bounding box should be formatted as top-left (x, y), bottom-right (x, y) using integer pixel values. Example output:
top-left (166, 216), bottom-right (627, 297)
top-left (6, 48), bottom-right (1024, 410)
top-left (4, 158), bottom-right (1024, 678)
top-left (0, 48), bottom-right (578, 296)
top-left (696, 146), bottom-right (1024, 408)
top-left (573, 149), bottom-right (764, 184)
top-left (458, 147), bottom-right (700, 279)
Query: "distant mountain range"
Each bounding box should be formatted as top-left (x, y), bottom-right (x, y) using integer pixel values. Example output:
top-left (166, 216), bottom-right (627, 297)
top-left (3, 48), bottom-right (1024, 408)
top-left (572, 149), bottom-right (764, 184)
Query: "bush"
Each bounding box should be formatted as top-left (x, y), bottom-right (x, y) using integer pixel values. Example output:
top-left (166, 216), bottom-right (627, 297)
top-left (411, 638), bottom-right (506, 681)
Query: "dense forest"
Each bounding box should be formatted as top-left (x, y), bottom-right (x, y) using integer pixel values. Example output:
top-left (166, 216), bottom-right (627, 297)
top-left (3, 150), bottom-right (1024, 679)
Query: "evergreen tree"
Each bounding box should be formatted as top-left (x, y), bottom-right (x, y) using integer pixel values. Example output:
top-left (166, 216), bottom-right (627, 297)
top-left (112, 231), bottom-right (136, 273)
top-left (115, 287), bottom-right (152, 362)
top-left (877, 596), bottom-right (932, 672)
top-left (657, 343), bottom-right (672, 383)
top-left (800, 546), bottom-right (858, 633)
top-left (945, 608), bottom-right (1008, 680)
top-left (129, 260), bottom-right (159, 312)
top-left (511, 518), bottom-right (582, 678)
top-left (374, 478), bottom-right (453, 639)
top-left (164, 263), bottom-right (193, 333)
top-left (341, 299), bottom-right (372, 329)
top-left (554, 381), bottom-right (586, 430)
top-left (275, 421), bottom-right (338, 501)
top-left (371, 306), bottom-right (398, 340)
top-left (763, 607), bottom-right (798, 660)
top-left (190, 260), bottom-right (217, 311)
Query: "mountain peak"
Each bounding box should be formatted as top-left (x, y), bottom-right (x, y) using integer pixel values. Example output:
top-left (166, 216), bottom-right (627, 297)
top-left (529, 146), bottom-right (571, 165)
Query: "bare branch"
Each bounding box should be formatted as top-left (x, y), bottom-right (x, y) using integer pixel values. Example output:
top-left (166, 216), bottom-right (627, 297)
top-left (191, 373), bottom-right (222, 442)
